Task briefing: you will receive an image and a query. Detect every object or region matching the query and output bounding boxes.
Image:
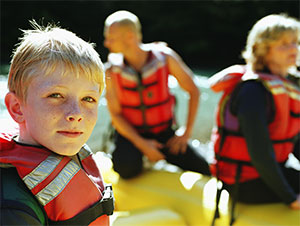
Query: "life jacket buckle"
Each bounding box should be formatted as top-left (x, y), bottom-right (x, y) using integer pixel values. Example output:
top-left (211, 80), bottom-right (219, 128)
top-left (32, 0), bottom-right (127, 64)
top-left (102, 184), bottom-right (113, 200)
top-left (101, 184), bottom-right (114, 216)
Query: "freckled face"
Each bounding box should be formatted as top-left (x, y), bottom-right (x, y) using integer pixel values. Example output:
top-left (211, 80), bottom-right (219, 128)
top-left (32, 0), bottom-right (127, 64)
top-left (19, 67), bottom-right (101, 156)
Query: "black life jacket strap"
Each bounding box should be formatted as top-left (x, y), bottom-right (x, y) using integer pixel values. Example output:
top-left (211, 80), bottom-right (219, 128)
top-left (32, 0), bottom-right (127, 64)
top-left (291, 111), bottom-right (300, 118)
top-left (211, 127), bottom-right (228, 226)
top-left (216, 155), bottom-right (253, 166)
top-left (272, 132), bottom-right (300, 144)
top-left (123, 81), bottom-right (158, 91)
top-left (218, 127), bottom-right (243, 138)
top-left (211, 182), bottom-right (223, 226)
top-left (49, 184), bottom-right (114, 226)
top-left (212, 127), bottom-right (246, 226)
top-left (211, 164), bottom-right (242, 226)
top-left (134, 118), bottom-right (173, 131)
top-left (219, 127), bottom-right (300, 145)
top-left (122, 96), bottom-right (172, 110)
top-left (230, 163), bottom-right (242, 226)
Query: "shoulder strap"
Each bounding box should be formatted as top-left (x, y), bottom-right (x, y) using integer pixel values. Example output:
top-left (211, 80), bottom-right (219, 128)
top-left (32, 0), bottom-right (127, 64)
top-left (49, 185), bottom-right (114, 225)
top-left (209, 65), bottom-right (245, 93)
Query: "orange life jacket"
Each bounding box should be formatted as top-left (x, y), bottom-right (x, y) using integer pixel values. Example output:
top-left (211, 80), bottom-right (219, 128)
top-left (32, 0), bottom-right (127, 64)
top-left (210, 65), bottom-right (300, 184)
top-left (0, 131), bottom-right (114, 225)
top-left (108, 48), bottom-right (175, 134)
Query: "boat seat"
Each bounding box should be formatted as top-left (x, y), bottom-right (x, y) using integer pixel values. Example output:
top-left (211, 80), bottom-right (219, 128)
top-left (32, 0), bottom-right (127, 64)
top-left (96, 153), bottom-right (300, 226)
top-left (111, 206), bottom-right (187, 226)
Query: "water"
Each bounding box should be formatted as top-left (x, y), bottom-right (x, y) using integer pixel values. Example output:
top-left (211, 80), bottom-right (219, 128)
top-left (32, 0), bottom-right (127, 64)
top-left (0, 74), bottom-right (221, 157)
top-left (0, 76), bottom-right (10, 118)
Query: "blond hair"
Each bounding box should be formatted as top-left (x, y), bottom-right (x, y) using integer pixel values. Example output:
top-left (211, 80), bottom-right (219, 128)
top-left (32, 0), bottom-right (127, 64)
top-left (104, 10), bottom-right (142, 41)
top-left (8, 20), bottom-right (104, 102)
top-left (242, 14), bottom-right (300, 71)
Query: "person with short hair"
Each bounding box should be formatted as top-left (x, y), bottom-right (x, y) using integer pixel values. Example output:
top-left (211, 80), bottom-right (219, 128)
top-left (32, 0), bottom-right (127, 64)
top-left (103, 10), bottom-right (211, 179)
top-left (0, 20), bottom-right (114, 225)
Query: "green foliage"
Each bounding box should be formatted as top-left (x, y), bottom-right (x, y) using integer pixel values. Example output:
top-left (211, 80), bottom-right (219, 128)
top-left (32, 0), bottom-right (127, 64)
top-left (0, 64), bottom-right (9, 76)
top-left (1, 0), bottom-right (299, 70)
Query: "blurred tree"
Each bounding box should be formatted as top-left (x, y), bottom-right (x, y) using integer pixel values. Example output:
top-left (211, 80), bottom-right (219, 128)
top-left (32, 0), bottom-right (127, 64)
top-left (1, 0), bottom-right (299, 73)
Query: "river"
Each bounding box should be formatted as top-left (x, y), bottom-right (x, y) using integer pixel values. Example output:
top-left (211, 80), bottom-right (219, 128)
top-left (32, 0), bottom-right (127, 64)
top-left (0, 74), bottom-right (221, 161)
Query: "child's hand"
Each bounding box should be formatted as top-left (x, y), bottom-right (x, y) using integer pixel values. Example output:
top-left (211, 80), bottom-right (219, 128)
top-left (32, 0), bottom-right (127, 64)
top-left (290, 194), bottom-right (300, 210)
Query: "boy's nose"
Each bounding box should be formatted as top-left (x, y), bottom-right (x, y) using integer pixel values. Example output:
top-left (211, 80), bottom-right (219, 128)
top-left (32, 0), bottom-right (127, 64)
top-left (67, 116), bottom-right (82, 122)
top-left (65, 102), bottom-right (83, 122)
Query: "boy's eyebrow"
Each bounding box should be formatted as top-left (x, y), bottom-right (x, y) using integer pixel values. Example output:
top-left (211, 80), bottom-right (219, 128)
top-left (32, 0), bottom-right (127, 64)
top-left (41, 84), bottom-right (100, 93)
top-left (85, 90), bottom-right (101, 94)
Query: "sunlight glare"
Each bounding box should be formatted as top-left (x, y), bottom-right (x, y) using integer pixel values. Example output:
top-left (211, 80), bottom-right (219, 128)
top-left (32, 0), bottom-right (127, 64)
top-left (202, 178), bottom-right (229, 214)
top-left (179, 171), bottom-right (203, 190)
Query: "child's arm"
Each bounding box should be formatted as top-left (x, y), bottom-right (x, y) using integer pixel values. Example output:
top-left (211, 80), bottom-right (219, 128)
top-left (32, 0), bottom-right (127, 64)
top-left (1, 167), bottom-right (46, 225)
top-left (1, 207), bottom-right (43, 225)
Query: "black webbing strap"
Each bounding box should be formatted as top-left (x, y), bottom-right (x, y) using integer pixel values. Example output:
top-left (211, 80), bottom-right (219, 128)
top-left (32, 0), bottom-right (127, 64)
top-left (219, 127), bottom-right (300, 145)
top-left (49, 185), bottom-right (114, 226)
top-left (216, 156), bottom-right (252, 166)
top-left (211, 128), bottom-right (247, 226)
top-left (230, 163), bottom-right (242, 226)
top-left (211, 128), bottom-right (227, 226)
top-left (122, 96), bottom-right (172, 110)
top-left (211, 182), bottom-right (222, 226)
top-left (272, 132), bottom-right (300, 144)
top-left (291, 111), bottom-right (300, 118)
top-left (135, 118), bottom-right (173, 132)
top-left (122, 81), bottom-right (158, 91)
top-left (212, 160), bottom-right (245, 226)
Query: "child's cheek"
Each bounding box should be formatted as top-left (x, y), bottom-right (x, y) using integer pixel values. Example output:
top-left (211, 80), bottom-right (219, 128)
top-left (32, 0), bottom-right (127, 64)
top-left (87, 108), bottom-right (98, 123)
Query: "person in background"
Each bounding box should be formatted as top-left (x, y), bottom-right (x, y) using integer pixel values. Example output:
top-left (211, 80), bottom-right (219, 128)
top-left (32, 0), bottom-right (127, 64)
top-left (0, 20), bottom-right (114, 225)
top-left (103, 10), bottom-right (211, 179)
top-left (209, 13), bottom-right (300, 224)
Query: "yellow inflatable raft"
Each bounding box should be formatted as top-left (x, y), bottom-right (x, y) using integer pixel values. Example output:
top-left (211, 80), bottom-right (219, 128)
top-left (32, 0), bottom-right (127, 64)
top-left (96, 153), bottom-right (300, 226)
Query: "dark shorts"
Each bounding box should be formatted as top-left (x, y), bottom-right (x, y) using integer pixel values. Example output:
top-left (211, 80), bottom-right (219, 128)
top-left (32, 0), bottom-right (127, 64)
top-left (111, 127), bottom-right (211, 179)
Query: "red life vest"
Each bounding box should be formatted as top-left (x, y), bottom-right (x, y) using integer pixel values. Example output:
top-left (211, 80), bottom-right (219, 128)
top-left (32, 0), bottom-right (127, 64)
top-left (108, 47), bottom-right (175, 134)
top-left (209, 65), bottom-right (300, 184)
top-left (0, 131), bottom-right (114, 225)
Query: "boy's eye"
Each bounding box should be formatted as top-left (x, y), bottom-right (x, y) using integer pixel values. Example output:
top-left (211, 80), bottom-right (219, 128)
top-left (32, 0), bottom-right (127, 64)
top-left (48, 93), bottom-right (63, 98)
top-left (83, 96), bottom-right (96, 103)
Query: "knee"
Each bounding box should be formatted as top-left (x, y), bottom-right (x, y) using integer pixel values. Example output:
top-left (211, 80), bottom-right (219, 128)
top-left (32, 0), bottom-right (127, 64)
top-left (113, 161), bottom-right (143, 179)
top-left (112, 155), bottom-right (143, 179)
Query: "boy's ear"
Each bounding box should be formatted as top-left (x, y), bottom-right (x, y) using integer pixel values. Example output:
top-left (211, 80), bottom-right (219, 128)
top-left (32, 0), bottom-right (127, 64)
top-left (5, 92), bottom-right (25, 123)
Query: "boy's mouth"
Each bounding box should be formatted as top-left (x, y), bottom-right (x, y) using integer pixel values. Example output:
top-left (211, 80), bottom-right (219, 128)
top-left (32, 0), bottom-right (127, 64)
top-left (57, 131), bottom-right (83, 138)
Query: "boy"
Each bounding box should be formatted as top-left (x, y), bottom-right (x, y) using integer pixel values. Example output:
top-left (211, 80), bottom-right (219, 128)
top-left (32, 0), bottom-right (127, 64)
top-left (0, 21), bottom-right (114, 225)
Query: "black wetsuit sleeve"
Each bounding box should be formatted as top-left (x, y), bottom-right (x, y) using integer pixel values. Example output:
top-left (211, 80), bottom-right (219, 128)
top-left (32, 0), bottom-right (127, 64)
top-left (1, 202), bottom-right (43, 225)
top-left (234, 81), bottom-right (297, 204)
top-left (1, 167), bottom-right (46, 225)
